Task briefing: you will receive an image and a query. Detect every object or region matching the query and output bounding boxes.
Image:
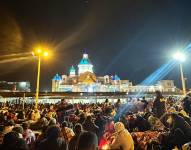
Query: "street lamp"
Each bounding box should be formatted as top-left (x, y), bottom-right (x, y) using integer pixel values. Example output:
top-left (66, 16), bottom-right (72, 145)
top-left (32, 47), bottom-right (49, 109)
top-left (173, 51), bottom-right (186, 95)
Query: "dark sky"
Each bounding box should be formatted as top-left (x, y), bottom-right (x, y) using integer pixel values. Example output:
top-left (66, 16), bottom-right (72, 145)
top-left (1, 0), bottom-right (191, 91)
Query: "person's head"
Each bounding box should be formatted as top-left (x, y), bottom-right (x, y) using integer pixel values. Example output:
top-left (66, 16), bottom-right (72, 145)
top-left (22, 122), bottom-right (29, 130)
top-left (12, 125), bottom-right (23, 135)
top-left (46, 125), bottom-right (61, 139)
top-left (148, 115), bottom-right (157, 125)
top-left (61, 121), bottom-right (68, 128)
top-left (4, 120), bottom-right (15, 127)
top-left (77, 131), bottom-right (98, 150)
top-left (114, 122), bottom-right (125, 133)
top-left (2, 131), bottom-right (28, 150)
top-left (49, 118), bottom-right (57, 126)
top-left (155, 91), bottom-right (163, 98)
top-left (79, 113), bottom-right (86, 120)
top-left (86, 115), bottom-right (92, 122)
top-left (2, 131), bottom-right (19, 148)
top-left (74, 123), bottom-right (83, 135)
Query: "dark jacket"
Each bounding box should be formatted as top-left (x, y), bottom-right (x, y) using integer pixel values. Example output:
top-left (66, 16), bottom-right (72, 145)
top-left (83, 120), bottom-right (99, 135)
top-left (68, 134), bottom-right (80, 150)
top-left (153, 97), bottom-right (166, 118)
top-left (170, 114), bottom-right (191, 139)
top-left (38, 138), bottom-right (67, 150)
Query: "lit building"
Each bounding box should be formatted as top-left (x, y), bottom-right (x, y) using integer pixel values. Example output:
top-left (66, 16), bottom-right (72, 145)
top-left (52, 52), bottom-right (177, 93)
top-left (0, 81), bottom-right (31, 92)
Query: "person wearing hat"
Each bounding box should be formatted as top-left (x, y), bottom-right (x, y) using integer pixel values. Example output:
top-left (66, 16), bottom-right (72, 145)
top-left (110, 122), bottom-right (134, 150)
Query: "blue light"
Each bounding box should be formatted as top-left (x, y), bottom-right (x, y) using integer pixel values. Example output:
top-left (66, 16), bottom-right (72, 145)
top-left (112, 74), bottom-right (120, 80)
top-left (79, 58), bottom-right (91, 65)
top-left (52, 74), bottom-right (62, 81)
top-left (114, 43), bottom-right (191, 120)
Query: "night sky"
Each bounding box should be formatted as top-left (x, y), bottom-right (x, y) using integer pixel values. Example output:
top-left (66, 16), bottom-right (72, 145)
top-left (1, 0), bottom-right (191, 91)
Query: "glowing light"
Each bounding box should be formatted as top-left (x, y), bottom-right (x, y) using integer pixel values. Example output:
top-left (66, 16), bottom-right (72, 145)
top-left (19, 82), bottom-right (27, 87)
top-left (87, 86), bottom-right (93, 92)
top-left (33, 46), bottom-right (51, 58)
top-left (37, 48), bottom-right (42, 54)
top-left (173, 52), bottom-right (186, 62)
top-left (43, 51), bottom-right (48, 57)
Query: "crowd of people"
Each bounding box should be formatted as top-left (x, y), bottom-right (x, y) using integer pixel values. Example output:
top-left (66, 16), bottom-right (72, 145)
top-left (0, 91), bottom-right (191, 150)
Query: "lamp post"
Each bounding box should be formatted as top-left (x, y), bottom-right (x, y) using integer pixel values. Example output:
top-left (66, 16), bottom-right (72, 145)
top-left (32, 48), bottom-right (49, 109)
top-left (173, 52), bottom-right (186, 95)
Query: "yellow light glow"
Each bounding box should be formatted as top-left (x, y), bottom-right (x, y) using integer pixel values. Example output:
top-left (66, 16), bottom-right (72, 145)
top-left (43, 51), bottom-right (49, 57)
top-left (37, 48), bottom-right (42, 54)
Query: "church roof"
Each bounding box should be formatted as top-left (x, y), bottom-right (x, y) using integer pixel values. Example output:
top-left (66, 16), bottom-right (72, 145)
top-left (78, 53), bottom-right (92, 65)
top-left (112, 74), bottom-right (121, 81)
top-left (70, 66), bottom-right (75, 72)
top-left (52, 74), bottom-right (62, 81)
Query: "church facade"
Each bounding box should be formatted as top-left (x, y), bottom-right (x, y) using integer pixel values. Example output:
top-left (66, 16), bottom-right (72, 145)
top-left (52, 52), bottom-right (177, 93)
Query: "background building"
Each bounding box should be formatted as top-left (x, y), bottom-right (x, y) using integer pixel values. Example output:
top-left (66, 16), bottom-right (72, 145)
top-left (0, 81), bottom-right (31, 92)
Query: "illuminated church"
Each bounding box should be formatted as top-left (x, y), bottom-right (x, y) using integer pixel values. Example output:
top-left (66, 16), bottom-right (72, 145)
top-left (52, 52), bottom-right (177, 93)
top-left (52, 52), bottom-right (132, 92)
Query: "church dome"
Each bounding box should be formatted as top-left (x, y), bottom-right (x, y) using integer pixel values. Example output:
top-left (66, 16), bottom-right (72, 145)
top-left (112, 74), bottom-right (120, 81)
top-left (69, 65), bottom-right (76, 77)
top-left (52, 74), bottom-right (62, 81)
top-left (69, 66), bottom-right (75, 72)
top-left (78, 53), bottom-right (92, 65)
top-left (78, 52), bottom-right (93, 75)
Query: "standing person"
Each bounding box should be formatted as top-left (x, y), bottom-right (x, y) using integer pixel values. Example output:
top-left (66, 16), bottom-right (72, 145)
top-left (94, 114), bottom-right (106, 140)
top-left (76, 131), bottom-right (98, 150)
top-left (153, 91), bottom-right (166, 118)
top-left (3, 120), bottom-right (15, 134)
top-left (31, 109), bottom-right (41, 122)
top-left (110, 122), bottom-right (134, 150)
top-left (182, 96), bottom-right (191, 116)
top-left (22, 122), bottom-right (36, 145)
top-left (61, 121), bottom-right (75, 143)
top-left (1, 131), bottom-right (29, 150)
top-left (69, 123), bottom-right (83, 150)
top-left (167, 113), bottom-right (191, 148)
top-left (141, 97), bottom-right (148, 111)
top-left (38, 125), bottom-right (68, 150)
top-left (115, 99), bottom-right (121, 110)
top-left (83, 115), bottom-right (99, 135)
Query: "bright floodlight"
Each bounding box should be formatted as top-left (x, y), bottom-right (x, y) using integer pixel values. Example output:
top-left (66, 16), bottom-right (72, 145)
top-left (43, 51), bottom-right (49, 57)
top-left (173, 52), bottom-right (186, 62)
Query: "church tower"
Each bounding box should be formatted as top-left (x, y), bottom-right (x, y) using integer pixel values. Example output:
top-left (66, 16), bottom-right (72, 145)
top-left (78, 52), bottom-right (93, 75)
top-left (69, 66), bottom-right (76, 77)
